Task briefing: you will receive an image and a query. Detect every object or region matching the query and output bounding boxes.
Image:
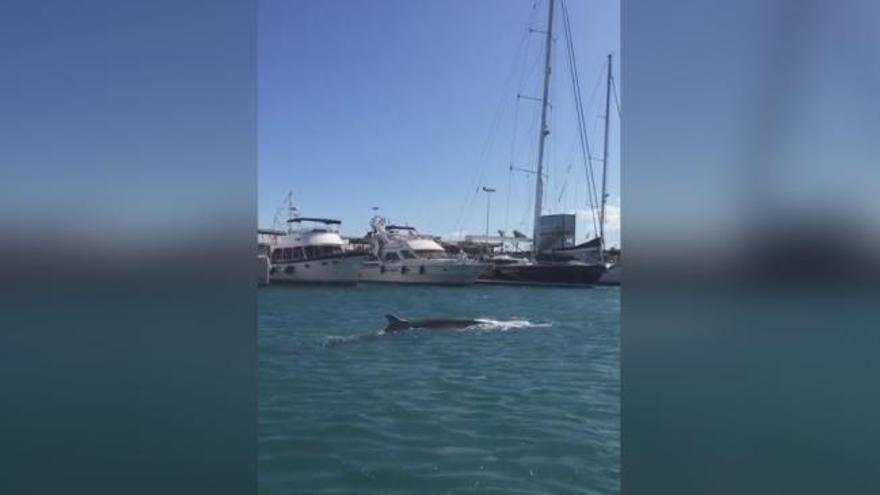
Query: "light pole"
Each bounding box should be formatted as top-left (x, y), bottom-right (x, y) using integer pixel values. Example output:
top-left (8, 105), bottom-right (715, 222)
top-left (482, 187), bottom-right (496, 259)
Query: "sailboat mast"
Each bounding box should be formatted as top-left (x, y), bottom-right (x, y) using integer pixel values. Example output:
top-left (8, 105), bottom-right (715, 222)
top-left (286, 191), bottom-right (295, 234)
top-left (532, 0), bottom-right (555, 257)
top-left (599, 53), bottom-right (612, 256)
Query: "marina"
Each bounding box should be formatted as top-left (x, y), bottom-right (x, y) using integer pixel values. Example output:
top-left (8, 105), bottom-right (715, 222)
top-left (259, 0), bottom-right (619, 290)
top-left (258, 0), bottom-right (620, 494)
top-left (257, 212), bottom-right (619, 288)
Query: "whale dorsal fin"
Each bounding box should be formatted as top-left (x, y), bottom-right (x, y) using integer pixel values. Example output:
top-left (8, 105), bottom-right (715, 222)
top-left (385, 314), bottom-right (407, 325)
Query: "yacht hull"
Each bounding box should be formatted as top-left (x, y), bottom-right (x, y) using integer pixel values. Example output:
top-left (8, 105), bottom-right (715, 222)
top-left (269, 253), bottom-right (365, 285)
top-left (478, 263), bottom-right (605, 287)
top-left (359, 261), bottom-right (486, 285)
top-left (257, 254), bottom-right (270, 286)
top-left (598, 264), bottom-right (621, 286)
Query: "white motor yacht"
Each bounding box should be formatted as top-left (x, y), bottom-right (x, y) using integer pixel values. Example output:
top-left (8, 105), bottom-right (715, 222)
top-left (268, 217), bottom-right (366, 285)
top-left (359, 216), bottom-right (486, 285)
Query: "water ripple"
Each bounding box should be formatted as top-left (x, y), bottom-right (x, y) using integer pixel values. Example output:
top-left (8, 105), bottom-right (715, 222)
top-left (260, 285), bottom-right (619, 494)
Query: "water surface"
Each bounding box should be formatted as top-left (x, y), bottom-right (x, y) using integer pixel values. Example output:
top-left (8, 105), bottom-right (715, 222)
top-left (260, 285), bottom-right (619, 494)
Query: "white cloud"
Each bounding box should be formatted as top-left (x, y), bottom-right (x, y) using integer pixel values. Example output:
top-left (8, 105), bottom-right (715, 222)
top-left (573, 204), bottom-right (621, 248)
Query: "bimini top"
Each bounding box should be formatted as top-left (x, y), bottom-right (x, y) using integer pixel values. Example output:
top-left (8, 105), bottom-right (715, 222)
top-left (287, 217), bottom-right (342, 225)
top-left (386, 225), bottom-right (416, 231)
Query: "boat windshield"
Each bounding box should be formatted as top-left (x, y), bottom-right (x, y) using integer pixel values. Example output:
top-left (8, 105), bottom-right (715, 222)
top-left (414, 250), bottom-right (451, 260)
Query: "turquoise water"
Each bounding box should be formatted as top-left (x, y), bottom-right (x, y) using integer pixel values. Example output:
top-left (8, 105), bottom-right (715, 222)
top-left (259, 285), bottom-right (620, 494)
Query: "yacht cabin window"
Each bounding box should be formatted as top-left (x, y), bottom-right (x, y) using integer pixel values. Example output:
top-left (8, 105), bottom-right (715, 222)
top-left (414, 250), bottom-right (449, 260)
top-left (293, 247), bottom-right (304, 260)
top-left (318, 245), bottom-right (342, 256)
top-left (384, 252), bottom-right (401, 262)
top-left (400, 250), bottom-right (417, 259)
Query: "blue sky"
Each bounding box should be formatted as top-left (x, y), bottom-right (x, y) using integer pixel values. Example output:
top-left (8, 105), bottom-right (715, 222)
top-left (259, 0), bottom-right (619, 246)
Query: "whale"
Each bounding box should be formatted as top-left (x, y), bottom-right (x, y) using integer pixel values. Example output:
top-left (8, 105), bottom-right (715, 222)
top-left (384, 314), bottom-right (481, 333)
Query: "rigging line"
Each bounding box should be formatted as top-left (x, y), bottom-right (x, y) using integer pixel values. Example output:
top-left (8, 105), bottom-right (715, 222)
top-left (557, 179), bottom-right (568, 205)
top-left (553, 152), bottom-right (574, 207)
top-left (518, 46), bottom-right (545, 106)
top-left (455, 96), bottom-right (503, 233)
top-left (556, 156), bottom-right (574, 205)
top-left (272, 190), bottom-right (295, 230)
top-left (520, 176), bottom-right (533, 229)
top-left (511, 1), bottom-right (542, 132)
top-left (611, 73), bottom-right (622, 119)
top-left (567, 4), bottom-right (602, 239)
top-left (461, 3), bottom-right (541, 233)
top-left (560, 0), bottom-right (600, 237)
top-left (462, 61), bottom-right (528, 233)
top-left (561, 0), bottom-right (598, 216)
top-left (584, 57), bottom-right (607, 120)
top-left (563, 18), bottom-right (596, 228)
top-left (508, 91), bottom-right (521, 165)
top-left (582, 57), bottom-right (607, 162)
top-left (509, 3), bottom-right (546, 197)
top-left (519, 1), bottom-right (544, 87)
top-left (505, 94), bottom-right (521, 232)
top-left (505, 165), bottom-right (513, 232)
top-left (453, 17), bottom-right (533, 234)
top-left (518, 6), bottom-right (548, 102)
top-left (554, 121), bottom-right (584, 207)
